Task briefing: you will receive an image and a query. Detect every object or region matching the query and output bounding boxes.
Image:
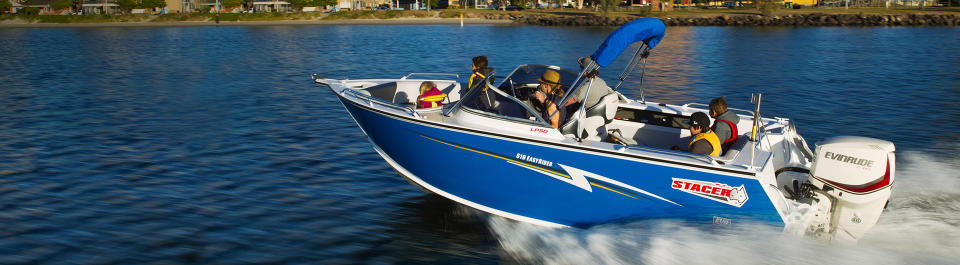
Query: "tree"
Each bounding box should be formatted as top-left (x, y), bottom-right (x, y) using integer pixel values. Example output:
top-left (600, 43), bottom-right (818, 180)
top-left (51, 0), bottom-right (71, 10)
top-left (140, 0), bottom-right (167, 9)
top-left (222, 0), bottom-right (244, 8)
top-left (316, 0), bottom-right (336, 7)
top-left (117, 0), bottom-right (137, 12)
top-left (289, 0), bottom-right (309, 9)
top-left (0, 0), bottom-right (11, 13)
top-left (19, 7), bottom-right (41, 15)
top-left (601, 0), bottom-right (617, 16)
top-left (755, 0), bottom-right (777, 16)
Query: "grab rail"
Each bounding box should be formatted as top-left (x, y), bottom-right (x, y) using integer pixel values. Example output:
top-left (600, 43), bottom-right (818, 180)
top-left (680, 103), bottom-right (755, 117)
top-left (401, 73), bottom-right (460, 80)
top-left (340, 88), bottom-right (420, 118)
top-left (616, 144), bottom-right (719, 166)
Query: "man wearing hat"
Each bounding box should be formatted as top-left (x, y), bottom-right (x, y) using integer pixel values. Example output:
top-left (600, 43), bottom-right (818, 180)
top-left (534, 70), bottom-right (565, 129)
top-left (673, 112), bottom-right (722, 156)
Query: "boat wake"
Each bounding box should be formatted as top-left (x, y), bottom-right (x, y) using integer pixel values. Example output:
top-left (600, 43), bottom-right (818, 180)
top-left (488, 151), bottom-right (960, 265)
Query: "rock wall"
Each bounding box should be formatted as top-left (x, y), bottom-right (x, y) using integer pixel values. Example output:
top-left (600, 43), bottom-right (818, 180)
top-left (492, 13), bottom-right (960, 27)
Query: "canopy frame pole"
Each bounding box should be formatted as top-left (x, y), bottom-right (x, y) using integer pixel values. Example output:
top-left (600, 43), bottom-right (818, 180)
top-left (613, 44), bottom-right (645, 91)
top-left (637, 57), bottom-right (647, 105)
top-left (613, 44), bottom-right (653, 104)
top-left (557, 59), bottom-right (600, 142)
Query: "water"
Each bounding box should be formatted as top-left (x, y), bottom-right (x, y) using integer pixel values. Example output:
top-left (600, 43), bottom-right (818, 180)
top-left (0, 24), bottom-right (958, 264)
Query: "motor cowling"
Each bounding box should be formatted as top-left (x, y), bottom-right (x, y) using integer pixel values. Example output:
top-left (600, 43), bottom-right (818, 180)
top-left (808, 136), bottom-right (896, 242)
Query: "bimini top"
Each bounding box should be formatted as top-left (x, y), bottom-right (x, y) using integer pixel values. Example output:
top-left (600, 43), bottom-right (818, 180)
top-left (590, 18), bottom-right (666, 67)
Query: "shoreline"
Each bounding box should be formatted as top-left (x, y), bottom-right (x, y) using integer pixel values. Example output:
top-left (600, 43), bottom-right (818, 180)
top-left (0, 18), bottom-right (512, 28)
top-left (1, 9), bottom-right (958, 28)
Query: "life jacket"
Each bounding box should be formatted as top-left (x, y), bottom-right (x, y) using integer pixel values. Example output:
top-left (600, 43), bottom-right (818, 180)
top-left (711, 119), bottom-right (739, 153)
top-left (689, 131), bottom-right (722, 157)
top-left (417, 88), bottom-right (447, 109)
top-left (468, 71), bottom-right (486, 90)
top-left (468, 68), bottom-right (494, 91)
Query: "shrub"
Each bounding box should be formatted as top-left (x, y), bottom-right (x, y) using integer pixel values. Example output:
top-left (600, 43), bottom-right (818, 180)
top-left (19, 7), bottom-right (41, 16)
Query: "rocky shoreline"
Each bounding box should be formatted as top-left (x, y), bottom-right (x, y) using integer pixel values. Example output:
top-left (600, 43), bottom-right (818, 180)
top-left (477, 13), bottom-right (960, 27)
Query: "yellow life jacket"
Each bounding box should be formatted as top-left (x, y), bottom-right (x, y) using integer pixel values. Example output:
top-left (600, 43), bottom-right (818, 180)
top-left (418, 93), bottom-right (447, 108)
top-left (689, 131), bottom-right (722, 157)
top-left (468, 72), bottom-right (486, 90)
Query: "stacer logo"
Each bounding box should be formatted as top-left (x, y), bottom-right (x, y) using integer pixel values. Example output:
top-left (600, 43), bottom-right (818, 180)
top-left (671, 178), bottom-right (748, 207)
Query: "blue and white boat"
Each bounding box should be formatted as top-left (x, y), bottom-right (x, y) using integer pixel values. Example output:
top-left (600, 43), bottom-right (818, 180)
top-left (314, 18), bottom-right (896, 242)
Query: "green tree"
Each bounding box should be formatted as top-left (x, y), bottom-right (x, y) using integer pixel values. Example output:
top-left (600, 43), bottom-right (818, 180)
top-left (51, 0), bottom-right (71, 10)
top-left (19, 7), bottom-right (41, 15)
top-left (117, 0), bottom-right (137, 12)
top-left (0, 0), bottom-right (12, 13)
top-left (601, 0), bottom-right (617, 16)
top-left (222, 0), bottom-right (244, 7)
top-left (755, 0), bottom-right (777, 15)
top-left (289, 0), bottom-right (309, 9)
top-left (316, 0), bottom-right (336, 7)
top-left (140, 0), bottom-right (166, 9)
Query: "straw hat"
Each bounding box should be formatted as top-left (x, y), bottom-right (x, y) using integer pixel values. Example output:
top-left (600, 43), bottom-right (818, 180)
top-left (538, 70), bottom-right (561, 86)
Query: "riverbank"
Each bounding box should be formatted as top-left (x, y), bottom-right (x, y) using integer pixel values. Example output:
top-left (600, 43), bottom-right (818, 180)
top-left (0, 17), bottom-right (509, 28)
top-left (518, 12), bottom-right (960, 26)
top-left (1, 7), bottom-right (958, 28)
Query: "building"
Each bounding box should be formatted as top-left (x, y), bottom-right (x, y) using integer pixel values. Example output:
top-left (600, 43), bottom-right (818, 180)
top-left (81, 0), bottom-right (119, 14)
top-left (163, 0), bottom-right (195, 13)
top-left (6, 0), bottom-right (25, 14)
top-left (251, 0), bottom-right (291, 12)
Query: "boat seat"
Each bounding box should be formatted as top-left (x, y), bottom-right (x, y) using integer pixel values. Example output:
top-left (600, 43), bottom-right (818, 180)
top-left (561, 93), bottom-right (619, 141)
top-left (717, 133), bottom-right (750, 162)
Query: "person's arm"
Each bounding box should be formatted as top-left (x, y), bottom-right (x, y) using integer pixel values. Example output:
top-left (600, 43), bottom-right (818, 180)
top-left (564, 96), bottom-right (577, 107)
top-left (546, 102), bottom-right (560, 129)
top-left (690, 139), bottom-right (714, 155)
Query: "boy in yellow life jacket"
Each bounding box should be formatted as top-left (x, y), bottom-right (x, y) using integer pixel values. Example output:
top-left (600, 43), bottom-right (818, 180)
top-left (467, 55), bottom-right (494, 92)
top-left (417, 81), bottom-right (447, 109)
top-left (672, 112), bottom-right (721, 156)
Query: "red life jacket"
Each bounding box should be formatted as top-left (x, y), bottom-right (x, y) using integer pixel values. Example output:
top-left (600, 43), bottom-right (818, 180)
top-left (712, 119), bottom-right (738, 155)
top-left (714, 119), bottom-right (738, 144)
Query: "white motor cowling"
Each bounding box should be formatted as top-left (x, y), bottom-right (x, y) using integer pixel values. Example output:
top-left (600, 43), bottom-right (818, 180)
top-left (808, 136), bottom-right (895, 242)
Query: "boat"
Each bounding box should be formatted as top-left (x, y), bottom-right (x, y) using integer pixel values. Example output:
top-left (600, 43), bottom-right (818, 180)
top-left (312, 18), bottom-right (895, 242)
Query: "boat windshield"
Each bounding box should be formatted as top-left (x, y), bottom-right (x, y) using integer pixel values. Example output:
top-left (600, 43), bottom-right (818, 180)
top-left (496, 65), bottom-right (580, 101)
top-left (458, 76), bottom-right (548, 126)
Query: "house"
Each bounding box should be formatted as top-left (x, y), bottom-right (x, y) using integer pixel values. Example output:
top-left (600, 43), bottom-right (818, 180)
top-left (163, 0), bottom-right (195, 13)
top-left (6, 0), bottom-right (25, 14)
top-left (23, 0), bottom-right (75, 14)
top-left (81, 0), bottom-right (120, 14)
top-left (251, 0), bottom-right (291, 12)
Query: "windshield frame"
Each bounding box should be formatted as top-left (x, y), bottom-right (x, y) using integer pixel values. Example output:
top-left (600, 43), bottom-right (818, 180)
top-left (447, 71), bottom-right (551, 127)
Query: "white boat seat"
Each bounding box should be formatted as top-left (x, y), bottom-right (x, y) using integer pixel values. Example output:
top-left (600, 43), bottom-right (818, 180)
top-left (562, 93), bottom-right (620, 141)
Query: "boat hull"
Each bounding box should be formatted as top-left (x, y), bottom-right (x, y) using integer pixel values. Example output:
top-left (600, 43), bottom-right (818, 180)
top-left (337, 93), bottom-right (783, 228)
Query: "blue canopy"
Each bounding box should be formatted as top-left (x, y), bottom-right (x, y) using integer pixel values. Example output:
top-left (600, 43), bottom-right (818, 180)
top-left (590, 18), bottom-right (666, 68)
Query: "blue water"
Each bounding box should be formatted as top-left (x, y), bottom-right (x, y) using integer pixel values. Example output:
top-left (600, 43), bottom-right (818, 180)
top-left (1, 24), bottom-right (958, 264)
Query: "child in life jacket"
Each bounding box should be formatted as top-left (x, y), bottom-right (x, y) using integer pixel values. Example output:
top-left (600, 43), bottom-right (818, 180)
top-left (417, 81), bottom-right (447, 109)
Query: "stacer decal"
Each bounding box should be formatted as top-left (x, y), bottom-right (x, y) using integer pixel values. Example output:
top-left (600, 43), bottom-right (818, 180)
top-left (671, 178), bottom-right (748, 207)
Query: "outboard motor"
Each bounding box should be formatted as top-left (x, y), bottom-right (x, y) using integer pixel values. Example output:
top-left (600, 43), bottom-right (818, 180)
top-left (807, 136), bottom-right (896, 242)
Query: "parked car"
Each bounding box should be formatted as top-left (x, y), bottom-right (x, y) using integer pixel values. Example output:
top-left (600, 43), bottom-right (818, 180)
top-left (505, 5), bottom-right (523, 11)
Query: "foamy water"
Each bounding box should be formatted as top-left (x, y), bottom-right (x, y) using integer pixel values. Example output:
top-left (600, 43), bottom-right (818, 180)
top-left (489, 152), bottom-right (960, 265)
